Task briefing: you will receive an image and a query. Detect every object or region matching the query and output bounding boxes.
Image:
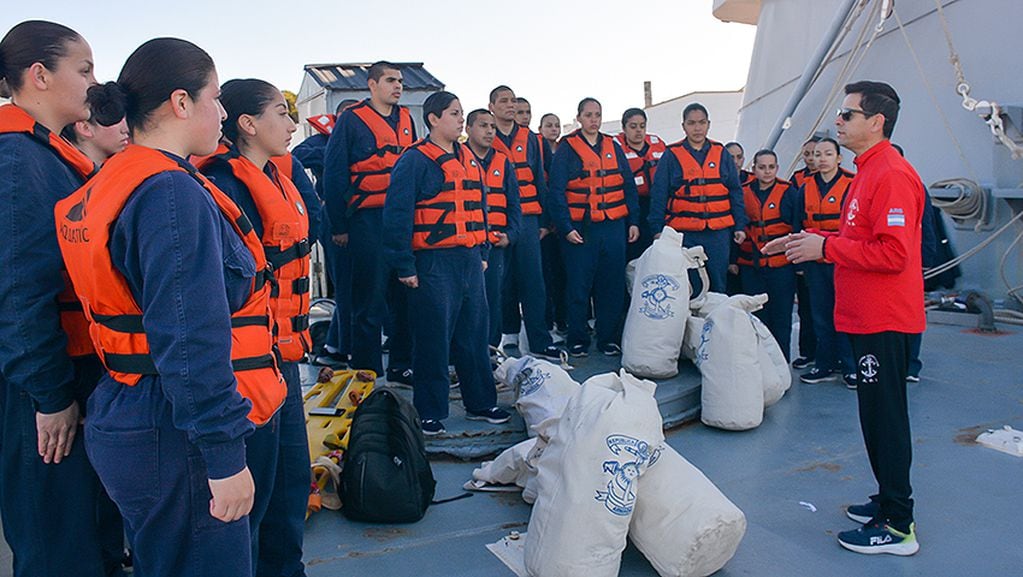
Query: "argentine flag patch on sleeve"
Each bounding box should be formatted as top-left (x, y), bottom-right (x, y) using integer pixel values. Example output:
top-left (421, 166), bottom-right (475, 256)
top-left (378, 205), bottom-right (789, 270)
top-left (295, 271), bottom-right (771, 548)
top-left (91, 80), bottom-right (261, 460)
top-left (887, 207), bottom-right (906, 227)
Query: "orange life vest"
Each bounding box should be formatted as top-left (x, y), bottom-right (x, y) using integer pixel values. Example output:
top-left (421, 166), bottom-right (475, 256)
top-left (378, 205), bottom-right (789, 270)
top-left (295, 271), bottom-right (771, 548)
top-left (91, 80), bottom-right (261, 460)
top-left (563, 131), bottom-right (629, 223)
top-left (411, 141), bottom-right (488, 250)
top-left (307, 114), bottom-right (336, 136)
top-left (0, 104), bottom-right (97, 358)
top-left (802, 171), bottom-right (854, 232)
top-left (54, 145), bottom-right (285, 425)
top-left (790, 167), bottom-right (813, 189)
top-left (347, 102), bottom-right (415, 212)
top-left (466, 149), bottom-right (511, 245)
top-left (198, 149), bottom-right (312, 363)
top-left (492, 125), bottom-right (542, 216)
top-left (270, 153), bottom-right (293, 181)
top-left (614, 133), bottom-right (666, 197)
top-left (665, 140), bottom-right (735, 231)
top-left (738, 179), bottom-right (793, 268)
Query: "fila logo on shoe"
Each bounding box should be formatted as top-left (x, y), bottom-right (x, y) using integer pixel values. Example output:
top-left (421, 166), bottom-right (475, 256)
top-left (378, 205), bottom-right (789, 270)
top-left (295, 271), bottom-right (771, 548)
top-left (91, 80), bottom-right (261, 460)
top-left (869, 534), bottom-right (893, 546)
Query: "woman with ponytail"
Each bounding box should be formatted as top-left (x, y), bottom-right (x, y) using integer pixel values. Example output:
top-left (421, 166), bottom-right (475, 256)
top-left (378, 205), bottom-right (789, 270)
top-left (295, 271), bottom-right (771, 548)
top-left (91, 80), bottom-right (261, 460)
top-left (0, 20), bottom-right (127, 577)
top-left (54, 38), bottom-right (285, 577)
top-left (197, 78), bottom-right (310, 577)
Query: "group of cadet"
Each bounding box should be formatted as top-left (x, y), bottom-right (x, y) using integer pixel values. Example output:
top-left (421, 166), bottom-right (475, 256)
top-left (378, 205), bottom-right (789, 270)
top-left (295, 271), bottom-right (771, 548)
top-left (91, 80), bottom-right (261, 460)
top-left (0, 15), bottom-right (930, 577)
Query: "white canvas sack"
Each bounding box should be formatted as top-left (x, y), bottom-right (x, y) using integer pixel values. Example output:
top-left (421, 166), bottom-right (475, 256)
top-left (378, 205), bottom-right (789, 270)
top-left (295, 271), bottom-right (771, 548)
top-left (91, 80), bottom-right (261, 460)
top-left (524, 371), bottom-right (664, 577)
top-left (697, 294), bottom-right (767, 430)
top-left (472, 437), bottom-right (539, 489)
top-left (629, 445), bottom-right (747, 577)
top-left (751, 315), bottom-right (791, 407)
top-left (623, 228), bottom-right (691, 379)
top-left (495, 356), bottom-right (580, 441)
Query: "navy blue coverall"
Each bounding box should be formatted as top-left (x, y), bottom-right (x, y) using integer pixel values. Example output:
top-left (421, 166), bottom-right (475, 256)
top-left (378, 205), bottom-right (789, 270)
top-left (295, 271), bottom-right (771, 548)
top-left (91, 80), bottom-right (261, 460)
top-left (648, 141), bottom-right (748, 294)
top-left (383, 143), bottom-right (497, 422)
top-left (547, 134), bottom-right (641, 351)
top-left (202, 156), bottom-right (312, 577)
top-left (86, 161), bottom-right (260, 577)
top-left (0, 130), bottom-right (124, 577)
top-left (496, 124), bottom-right (555, 354)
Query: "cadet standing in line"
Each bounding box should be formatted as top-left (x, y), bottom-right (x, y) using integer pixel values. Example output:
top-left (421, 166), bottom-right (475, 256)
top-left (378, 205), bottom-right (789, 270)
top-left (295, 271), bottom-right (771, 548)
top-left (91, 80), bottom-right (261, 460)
top-left (538, 112), bottom-right (567, 335)
top-left (797, 137), bottom-right (856, 387)
top-left (383, 92), bottom-right (511, 435)
top-left (56, 37), bottom-right (287, 577)
top-left (615, 107), bottom-right (666, 259)
top-left (489, 85), bottom-right (561, 359)
top-left (736, 149), bottom-right (800, 359)
top-left (648, 103), bottom-right (747, 293)
top-left (198, 79), bottom-right (313, 577)
top-left (323, 61), bottom-right (416, 383)
top-left (464, 109), bottom-right (522, 348)
top-left (790, 137), bottom-right (821, 369)
top-left (548, 97), bottom-right (640, 357)
top-left (0, 20), bottom-right (125, 577)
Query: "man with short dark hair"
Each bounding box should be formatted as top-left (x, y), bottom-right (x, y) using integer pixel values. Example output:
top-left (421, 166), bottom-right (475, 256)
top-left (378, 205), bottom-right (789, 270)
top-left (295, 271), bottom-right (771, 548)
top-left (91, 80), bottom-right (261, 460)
top-left (766, 80), bottom-right (924, 556)
top-left (514, 97), bottom-right (532, 128)
top-left (323, 61), bottom-right (417, 382)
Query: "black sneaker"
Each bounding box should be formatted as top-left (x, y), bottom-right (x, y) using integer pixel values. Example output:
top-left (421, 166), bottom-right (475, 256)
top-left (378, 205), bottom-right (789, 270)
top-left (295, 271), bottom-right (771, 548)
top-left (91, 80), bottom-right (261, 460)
top-left (846, 498), bottom-right (880, 524)
top-left (532, 345), bottom-right (562, 361)
top-left (599, 343), bottom-right (622, 356)
top-left (844, 373), bottom-right (858, 389)
top-left (421, 419), bottom-right (446, 436)
top-left (386, 367), bottom-right (414, 388)
top-left (800, 367), bottom-right (838, 384)
top-left (569, 344), bottom-right (588, 358)
top-left (381, 336), bottom-right (391, 353)
top-left (466, 406), bottom-right (511, 424)
top-left (312, 350), bottom-right (349, 369)
top-left (792, 356), bottom-right (814, 369)
top-left (837, 519), bottom-right (918, 556)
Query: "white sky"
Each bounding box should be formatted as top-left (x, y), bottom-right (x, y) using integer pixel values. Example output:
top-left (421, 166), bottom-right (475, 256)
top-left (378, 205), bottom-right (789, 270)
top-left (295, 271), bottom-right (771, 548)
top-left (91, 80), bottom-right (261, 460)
top-left (6, 0), bottom-right (756, 130)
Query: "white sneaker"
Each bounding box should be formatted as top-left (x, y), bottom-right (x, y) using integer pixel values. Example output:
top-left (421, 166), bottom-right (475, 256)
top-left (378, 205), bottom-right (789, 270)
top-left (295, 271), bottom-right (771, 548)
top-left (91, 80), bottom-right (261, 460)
top-left (499, 333), bottom-right (519, 352)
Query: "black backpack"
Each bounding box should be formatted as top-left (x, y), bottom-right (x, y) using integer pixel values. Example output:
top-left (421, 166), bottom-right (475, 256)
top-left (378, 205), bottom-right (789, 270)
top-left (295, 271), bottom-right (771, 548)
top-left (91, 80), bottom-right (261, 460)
top-left (341, 388), bottom-right (436, 523)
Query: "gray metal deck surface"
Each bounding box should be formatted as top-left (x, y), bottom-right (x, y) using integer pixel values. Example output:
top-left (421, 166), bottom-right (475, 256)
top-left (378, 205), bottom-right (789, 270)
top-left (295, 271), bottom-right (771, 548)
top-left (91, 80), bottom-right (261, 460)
top-left (2, 322), bottom-right (1020, 576)
top-left (301, 322), bottom-right (1023, 576)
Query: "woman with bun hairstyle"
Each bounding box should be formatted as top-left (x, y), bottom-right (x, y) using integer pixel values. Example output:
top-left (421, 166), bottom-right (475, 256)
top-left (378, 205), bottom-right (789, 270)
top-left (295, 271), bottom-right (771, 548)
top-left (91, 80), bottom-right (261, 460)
top-left (0, 20), bottom-right (128, 577)
top-left (54, 38), bottom-right (285, 577)
top-left (197, 78), bottom-right (310, 577)
top-left (62, 82), bottom-right (130, 166)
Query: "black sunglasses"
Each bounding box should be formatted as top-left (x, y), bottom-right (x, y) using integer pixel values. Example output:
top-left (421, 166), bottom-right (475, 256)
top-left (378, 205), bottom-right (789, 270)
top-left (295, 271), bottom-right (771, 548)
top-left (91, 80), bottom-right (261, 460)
top-left (836, 108), bottom-right (876, 122)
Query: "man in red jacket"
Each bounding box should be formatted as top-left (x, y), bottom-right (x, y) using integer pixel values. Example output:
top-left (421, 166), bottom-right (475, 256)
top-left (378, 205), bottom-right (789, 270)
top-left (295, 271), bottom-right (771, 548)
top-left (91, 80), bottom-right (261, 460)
top-left (765, 80), bottom-right (924, 556)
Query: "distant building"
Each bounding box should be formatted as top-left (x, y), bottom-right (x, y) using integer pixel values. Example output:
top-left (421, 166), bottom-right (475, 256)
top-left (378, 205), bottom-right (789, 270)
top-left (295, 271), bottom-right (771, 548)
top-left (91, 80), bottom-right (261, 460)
top-left (295, 62), bottom-right (445, 139)
top-left (596, 88), bottom-right (744, 145)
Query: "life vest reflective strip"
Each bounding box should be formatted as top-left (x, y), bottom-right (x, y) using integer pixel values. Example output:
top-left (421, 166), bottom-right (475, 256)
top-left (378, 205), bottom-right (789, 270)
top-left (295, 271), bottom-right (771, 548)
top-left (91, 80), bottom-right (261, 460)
top-left (665, 140), bottom-right (735, 231)
top-left (54, 145), bottom-right (285, 425)
top-left (737, 180), bottom-right (793, 268)
top-left (802, 172), bottom-right (853, 232)
top-left (347, 102), bottom-right (414, 212)
top-left (200, 149), bottom-right (312, 363)
top-left (0, 104), bottom-right (97, 358)
top-left (465, 150), bottom-right (510, 244)
top-left (492, 125), bottom-right (542, 216)
top-left (614, 133), bottom-right (666, 197)
top-left (411, 141), bottom-right (488, 250)
top-left (563, 131), bottom-right (628, 223)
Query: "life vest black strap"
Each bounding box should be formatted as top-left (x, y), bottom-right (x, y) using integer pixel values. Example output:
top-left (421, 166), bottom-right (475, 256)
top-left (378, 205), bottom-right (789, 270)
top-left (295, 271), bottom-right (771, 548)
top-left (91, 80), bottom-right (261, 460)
top-left (231, 354), bottom-right (277, 372)
top-left (103, 353), bottom-right (158, 375)
top-left (680, 177), bottom-right (724, 186)
top-left (231, 315), bottom-right (270, 328)
top-left (292, 277), bottom-right (310, 295)
top-left (811, 213), bottom-right (841, 221)
top-left (291, 314), bottom-right (310, 332)
top-left (670, 209), bottom-right (733, 219)
top-left (93, 313), bottom-right (145, 334)
top-left (264, 238), bottom-right (311, 270)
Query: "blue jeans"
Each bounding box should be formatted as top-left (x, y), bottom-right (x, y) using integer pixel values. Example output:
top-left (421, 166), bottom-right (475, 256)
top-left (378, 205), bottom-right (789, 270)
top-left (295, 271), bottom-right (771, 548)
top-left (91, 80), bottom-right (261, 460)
top-left (86, 381), bottom-right (251, 577)
top-left (796, 272), bottom-right (817, 360)
top-left (562, 219), bottom-right (627, 349)
top-left (908, 333), bottom-right (922, 378)
top-left (252, 363), bottom-right (308, 577)
top-left (740, 264), bottom-right (796, 361)
top-left (501, 215), bottom-right (552, 352)
top-left (804, 261), bottom-right (854, 373)
top-left (682, 228), bottom-right (731, 294)
top-left (348, 209), bottom-right (412, 375)
top-left (484, 246), bottom-right (506, 347)
top-left (1, 368), bottom-right (124, 577)
top-left (410, 248), bottom-right (497, 421)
